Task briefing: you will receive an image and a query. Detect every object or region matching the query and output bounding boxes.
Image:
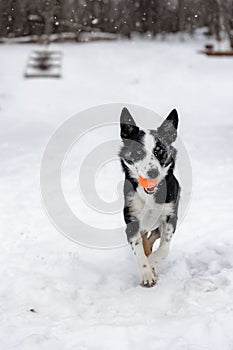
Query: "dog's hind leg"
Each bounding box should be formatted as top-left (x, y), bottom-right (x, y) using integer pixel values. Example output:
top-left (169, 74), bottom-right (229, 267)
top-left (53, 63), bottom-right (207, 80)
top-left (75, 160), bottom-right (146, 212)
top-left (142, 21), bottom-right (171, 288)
top-left (148, 222), bottom-right (174, 268)
top-left (142, 229), bottom-right (160, 257)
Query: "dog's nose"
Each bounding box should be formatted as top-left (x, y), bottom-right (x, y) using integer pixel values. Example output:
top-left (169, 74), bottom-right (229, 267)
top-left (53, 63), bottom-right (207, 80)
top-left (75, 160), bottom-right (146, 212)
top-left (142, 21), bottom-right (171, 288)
top-left (147, 168), bottom-right (159, 178)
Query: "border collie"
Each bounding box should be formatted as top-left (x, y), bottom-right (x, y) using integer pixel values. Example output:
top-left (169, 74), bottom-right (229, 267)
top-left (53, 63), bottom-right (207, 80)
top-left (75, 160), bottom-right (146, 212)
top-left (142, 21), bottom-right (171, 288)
top-left (119, 108), bottom-right (180, 287)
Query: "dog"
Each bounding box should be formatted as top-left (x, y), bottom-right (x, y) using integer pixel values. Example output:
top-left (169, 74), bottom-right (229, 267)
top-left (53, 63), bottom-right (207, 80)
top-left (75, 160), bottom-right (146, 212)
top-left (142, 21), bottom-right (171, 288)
top-left (119, 107), bottom-right (180, 287)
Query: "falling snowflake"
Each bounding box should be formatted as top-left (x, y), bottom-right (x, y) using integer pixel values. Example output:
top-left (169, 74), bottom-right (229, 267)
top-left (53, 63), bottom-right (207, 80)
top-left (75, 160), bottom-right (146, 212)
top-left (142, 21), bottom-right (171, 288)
top-left (91, 18), bottom-right (99, 25)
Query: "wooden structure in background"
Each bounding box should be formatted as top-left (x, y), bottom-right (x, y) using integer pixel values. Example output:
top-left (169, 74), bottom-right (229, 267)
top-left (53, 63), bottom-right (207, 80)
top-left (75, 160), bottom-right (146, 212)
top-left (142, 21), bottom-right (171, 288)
top-left (202, 43), bottom-right (233, 57)
top-left (24, 49), bottom-right (62, 78)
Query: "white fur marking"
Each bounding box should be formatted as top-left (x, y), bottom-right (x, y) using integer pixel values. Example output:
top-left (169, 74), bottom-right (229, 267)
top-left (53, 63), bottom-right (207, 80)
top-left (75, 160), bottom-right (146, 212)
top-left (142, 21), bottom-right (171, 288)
top-left (128, 189), bottom-right (174, 232)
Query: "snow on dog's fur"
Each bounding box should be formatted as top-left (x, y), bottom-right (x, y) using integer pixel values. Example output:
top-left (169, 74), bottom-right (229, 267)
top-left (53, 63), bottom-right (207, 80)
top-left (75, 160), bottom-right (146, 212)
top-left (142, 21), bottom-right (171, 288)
top-left (119, 108), bottom-right (180, 287)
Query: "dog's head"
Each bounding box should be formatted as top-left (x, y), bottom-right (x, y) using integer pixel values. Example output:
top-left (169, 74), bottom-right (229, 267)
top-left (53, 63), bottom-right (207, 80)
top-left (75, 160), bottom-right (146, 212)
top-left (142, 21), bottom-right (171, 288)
top-left (119, 107), bottom-right (178, 194)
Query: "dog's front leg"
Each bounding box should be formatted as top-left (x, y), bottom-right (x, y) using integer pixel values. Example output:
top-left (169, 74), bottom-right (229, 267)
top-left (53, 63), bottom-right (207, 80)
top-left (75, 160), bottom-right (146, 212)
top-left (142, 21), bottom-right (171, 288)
top-left (126, 221), bottom-right (157, 287)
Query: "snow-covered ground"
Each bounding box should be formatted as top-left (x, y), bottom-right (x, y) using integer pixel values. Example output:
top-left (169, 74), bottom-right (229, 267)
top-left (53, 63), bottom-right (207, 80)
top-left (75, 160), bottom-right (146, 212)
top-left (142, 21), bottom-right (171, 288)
top-left (1, 36), bottom-right (233, 350)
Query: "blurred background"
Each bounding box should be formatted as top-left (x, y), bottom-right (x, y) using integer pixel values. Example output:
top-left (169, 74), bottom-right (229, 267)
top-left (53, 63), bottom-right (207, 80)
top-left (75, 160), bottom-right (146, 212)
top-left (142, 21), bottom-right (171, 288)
top-left (0, 0), bottom-right (233, 45)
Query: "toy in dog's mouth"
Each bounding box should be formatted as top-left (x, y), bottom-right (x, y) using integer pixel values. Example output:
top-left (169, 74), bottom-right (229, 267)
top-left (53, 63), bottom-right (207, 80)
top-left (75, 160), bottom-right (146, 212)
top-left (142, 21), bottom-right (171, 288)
top-left (138, 176), bottom-right (158, 194)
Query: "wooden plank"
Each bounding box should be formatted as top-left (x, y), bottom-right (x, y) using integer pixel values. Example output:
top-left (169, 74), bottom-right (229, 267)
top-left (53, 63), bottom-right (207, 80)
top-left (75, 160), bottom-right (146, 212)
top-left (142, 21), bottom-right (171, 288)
top-left (205, 51), bottom-right (233, 56)
top-left (200, 50), bottom-right (233, 57)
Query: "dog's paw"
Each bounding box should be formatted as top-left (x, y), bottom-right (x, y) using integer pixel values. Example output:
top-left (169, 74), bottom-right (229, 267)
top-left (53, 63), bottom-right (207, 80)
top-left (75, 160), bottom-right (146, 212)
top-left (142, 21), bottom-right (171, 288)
top-left (140, 265), bottom-right (157, 288)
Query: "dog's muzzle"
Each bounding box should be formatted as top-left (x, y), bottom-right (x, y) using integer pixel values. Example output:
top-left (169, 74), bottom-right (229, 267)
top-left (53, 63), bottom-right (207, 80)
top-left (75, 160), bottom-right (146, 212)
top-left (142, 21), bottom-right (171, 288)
top-left (138, 176), bottom-right (158, 194)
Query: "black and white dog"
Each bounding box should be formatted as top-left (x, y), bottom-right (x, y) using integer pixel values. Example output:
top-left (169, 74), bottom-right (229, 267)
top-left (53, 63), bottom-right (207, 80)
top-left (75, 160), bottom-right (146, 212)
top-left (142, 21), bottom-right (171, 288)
top-left (119, 107), bottom-right (180, 287)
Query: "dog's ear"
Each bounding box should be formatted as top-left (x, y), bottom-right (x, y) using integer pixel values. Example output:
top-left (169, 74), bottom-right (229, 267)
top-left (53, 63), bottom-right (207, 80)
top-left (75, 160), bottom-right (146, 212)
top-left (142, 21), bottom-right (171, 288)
top-left (157, 109), bottom-right (178, 144)
top-left (120, 107), bottom-right (139, 140)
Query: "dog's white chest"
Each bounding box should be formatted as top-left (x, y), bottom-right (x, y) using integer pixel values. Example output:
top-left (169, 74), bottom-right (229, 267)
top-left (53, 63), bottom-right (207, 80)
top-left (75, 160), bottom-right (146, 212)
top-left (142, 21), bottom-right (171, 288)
top-left (129, 186), bottom-right (174, 232)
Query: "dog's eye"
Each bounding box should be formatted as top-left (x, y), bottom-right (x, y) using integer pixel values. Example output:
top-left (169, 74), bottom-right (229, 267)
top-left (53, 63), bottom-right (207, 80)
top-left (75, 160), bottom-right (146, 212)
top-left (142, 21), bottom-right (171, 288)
top-left (154, 147), bottom-right (163, 155)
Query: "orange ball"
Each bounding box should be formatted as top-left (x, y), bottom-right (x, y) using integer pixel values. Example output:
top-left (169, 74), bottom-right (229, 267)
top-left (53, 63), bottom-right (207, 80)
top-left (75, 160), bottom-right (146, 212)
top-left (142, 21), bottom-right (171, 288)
top-left (138, 176), bottom-right (158, 189)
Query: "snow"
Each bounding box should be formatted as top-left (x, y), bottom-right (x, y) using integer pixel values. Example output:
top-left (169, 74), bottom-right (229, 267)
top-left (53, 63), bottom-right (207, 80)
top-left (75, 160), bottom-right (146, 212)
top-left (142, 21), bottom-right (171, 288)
top-left (1, 36), bottom-right (233, 349)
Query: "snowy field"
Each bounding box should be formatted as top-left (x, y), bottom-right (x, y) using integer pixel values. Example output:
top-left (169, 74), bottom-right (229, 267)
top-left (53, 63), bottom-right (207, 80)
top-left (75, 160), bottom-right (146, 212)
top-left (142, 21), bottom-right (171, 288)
top-left (1, 36), bottom-right (233, 349)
